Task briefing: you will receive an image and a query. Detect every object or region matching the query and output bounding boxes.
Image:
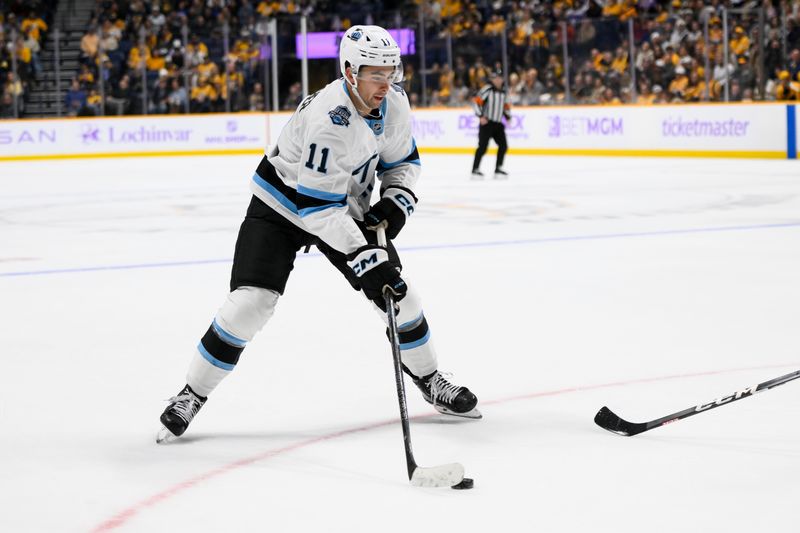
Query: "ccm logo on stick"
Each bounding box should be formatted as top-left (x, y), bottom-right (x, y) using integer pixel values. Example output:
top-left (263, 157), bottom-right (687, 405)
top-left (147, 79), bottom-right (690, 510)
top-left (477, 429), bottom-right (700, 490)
top-left (694, 385), bottom-right (758, 412)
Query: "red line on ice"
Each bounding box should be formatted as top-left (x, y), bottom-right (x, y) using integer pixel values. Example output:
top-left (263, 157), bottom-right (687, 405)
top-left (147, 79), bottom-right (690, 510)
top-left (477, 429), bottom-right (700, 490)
top-left (90, 362), bottom-right (796, 532)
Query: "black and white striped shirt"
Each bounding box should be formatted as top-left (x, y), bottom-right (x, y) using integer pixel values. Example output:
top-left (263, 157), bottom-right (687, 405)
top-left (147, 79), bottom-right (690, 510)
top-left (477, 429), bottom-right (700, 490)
top-left (472, 84), bottom-right (510, 123)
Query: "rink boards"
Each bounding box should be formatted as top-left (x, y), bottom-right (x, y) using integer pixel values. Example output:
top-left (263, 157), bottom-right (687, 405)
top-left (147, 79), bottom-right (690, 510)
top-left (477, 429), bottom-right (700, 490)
top-left (0, 103), bottom-right (797, 161)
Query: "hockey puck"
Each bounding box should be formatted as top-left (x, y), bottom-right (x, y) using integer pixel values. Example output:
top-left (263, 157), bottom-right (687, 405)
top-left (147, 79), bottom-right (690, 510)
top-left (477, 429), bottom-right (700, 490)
top-left (451, 477), bottom-right (474, 490)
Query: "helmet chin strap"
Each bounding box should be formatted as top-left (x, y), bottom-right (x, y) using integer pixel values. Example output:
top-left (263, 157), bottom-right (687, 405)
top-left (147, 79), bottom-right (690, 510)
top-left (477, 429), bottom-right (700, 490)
top-left (346, 71), bottom-right (374, 115)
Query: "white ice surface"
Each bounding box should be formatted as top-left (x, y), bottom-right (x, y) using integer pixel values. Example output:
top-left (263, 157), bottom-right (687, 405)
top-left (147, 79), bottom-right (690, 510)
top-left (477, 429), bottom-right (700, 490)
top-left (1, 153), bottom-right (799, 532)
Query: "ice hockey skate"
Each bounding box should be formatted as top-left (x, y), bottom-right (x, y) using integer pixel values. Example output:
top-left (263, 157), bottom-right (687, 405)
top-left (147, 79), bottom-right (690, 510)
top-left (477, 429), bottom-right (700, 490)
top-left (156, 384), bottom-right (207, 443)
top-left (411, 370), bottom-right (482, 419)
top-left (470, 169), bottom-right (484, 180)
top-left (493, 168), bottom-right (509, 179)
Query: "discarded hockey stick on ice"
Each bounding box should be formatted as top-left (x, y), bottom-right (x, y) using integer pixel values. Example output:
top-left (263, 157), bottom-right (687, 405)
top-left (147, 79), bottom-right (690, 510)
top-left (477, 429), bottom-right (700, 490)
top-left (595, 368), bottom-right (800, 437)
top-left (377, 226), bottom-right (465, 487)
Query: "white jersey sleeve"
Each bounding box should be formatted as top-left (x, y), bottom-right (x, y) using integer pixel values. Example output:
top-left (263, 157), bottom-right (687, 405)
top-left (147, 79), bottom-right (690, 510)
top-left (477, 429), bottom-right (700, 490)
top-left (376, 85), bottom-right (421, 193)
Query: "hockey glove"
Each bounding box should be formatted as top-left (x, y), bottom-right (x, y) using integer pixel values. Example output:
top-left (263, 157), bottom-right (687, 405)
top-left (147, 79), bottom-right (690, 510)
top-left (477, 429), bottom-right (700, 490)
top-left (346, 244), bottom-right (407, 307)
top-left (364, 186), bottom-right (418, 240)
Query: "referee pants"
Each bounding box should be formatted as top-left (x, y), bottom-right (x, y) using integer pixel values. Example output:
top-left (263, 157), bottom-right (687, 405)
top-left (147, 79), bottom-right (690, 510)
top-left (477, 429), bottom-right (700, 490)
top-left (472, 121), bottom-right (507, 171)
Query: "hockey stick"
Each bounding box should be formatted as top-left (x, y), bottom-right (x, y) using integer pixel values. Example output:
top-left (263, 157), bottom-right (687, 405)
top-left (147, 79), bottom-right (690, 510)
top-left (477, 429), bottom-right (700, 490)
top-left (376, 226), bottom-right (465, 487)
top-left (595, 368), bottom-right (800, 436)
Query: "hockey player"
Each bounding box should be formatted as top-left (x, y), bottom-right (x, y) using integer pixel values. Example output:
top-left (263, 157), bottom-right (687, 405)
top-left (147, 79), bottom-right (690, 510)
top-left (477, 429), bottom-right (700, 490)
top-left (157, 25), bottom-right (481, 443)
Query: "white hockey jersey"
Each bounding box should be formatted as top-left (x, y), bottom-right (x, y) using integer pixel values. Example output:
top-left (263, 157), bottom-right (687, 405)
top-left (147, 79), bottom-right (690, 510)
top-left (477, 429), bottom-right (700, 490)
top-left (250, 78), bottom-right (421, 255)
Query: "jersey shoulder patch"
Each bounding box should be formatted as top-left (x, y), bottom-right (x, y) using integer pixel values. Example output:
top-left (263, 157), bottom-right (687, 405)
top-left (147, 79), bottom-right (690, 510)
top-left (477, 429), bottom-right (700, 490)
top-left (328, 105), bottom-right (351, 127)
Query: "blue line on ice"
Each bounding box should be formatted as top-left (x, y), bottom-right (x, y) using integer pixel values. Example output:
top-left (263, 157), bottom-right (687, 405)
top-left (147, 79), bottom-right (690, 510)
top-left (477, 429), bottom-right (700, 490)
top-left (2, 221), bottom-right (799, 278)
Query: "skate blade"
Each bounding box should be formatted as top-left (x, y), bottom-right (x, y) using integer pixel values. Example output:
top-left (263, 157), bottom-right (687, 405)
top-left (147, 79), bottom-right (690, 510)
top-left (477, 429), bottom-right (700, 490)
top-left (434, 405), bottom-right (483, 419)
top-left (156, 426), bottom-right (178, 444)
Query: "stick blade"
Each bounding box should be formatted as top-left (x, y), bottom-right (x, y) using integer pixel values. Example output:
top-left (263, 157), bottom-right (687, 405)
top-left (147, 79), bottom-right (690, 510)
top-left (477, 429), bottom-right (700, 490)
top-left (594, 406), bottom-right (646, 436)
top-left (409, 462), bottom-right (465, 488)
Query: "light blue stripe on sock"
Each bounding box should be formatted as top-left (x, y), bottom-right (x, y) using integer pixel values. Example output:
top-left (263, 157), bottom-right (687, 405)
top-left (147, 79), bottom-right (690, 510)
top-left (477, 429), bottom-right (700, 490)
top-left (398, 312), bottom-right (424, 331)
top-left (197, 343), bottom-right (236, 371)
top-left (212, 319), bottom-right (247, 347)
top-left (400, 330), bottom-right (430, 350)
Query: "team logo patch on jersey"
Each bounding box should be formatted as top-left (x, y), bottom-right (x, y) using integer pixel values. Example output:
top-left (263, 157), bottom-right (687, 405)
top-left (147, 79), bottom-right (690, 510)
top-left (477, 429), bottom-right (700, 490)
top-left (329, 105), bottom-right (351, 127)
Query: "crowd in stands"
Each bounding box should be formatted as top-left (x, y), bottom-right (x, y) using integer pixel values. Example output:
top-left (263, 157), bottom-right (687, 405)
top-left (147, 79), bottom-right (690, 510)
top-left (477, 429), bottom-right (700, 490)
top-left (2, 0), bottom-right (800, 119)
top-left (1, 1), bottom-right (57, 117)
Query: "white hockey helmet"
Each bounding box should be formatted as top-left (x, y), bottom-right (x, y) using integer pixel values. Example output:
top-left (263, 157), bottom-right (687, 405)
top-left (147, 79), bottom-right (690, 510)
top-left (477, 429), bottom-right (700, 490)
top-left (339, 25), bottom-right (403, 85)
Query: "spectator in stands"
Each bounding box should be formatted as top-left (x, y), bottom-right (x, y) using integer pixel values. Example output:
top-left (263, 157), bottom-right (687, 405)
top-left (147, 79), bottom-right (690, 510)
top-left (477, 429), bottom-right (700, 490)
top-left (86, 88), bottom-right (102, 115)
top-left (80, 27), bottom-right (100, 66)
top-left (775, 71), bottom-right (796, 100)
top-left (78, 64), bottom-right (95, 90)
top-left (65, 79), bottom-right (87, 116)
top-left (788, 49), bottom-right (800, 81)
top-left (729, 26), bottom-right (750, 59)
top-left (282, 81), bottom-right (302, 110)
top-left (151, 75), bottom-right (170, 114)
top-left (249, 81), bottom-right (265, 111)
top-left (729, 79), bottom-right (744, 102)
top-left (128, 42), bottom-right (150, 74)
top-left (167, 78), bottom-right (188, 113)
top-left (149, 5), bottom-right (167, 33)
top-left (219, 61), bottom-right (245, 110)
top-left (519, 67), bottom-right (544, 105)
top-left (652, 84), bottom-right (668, 104)
top-left (4, 70), bottom-right (23, 100)
top-left (12, 35), bottom-right (32, 84)
top-left (764, 39), bottom-right (783, 80)
top-left (22, 27), bottom-right (41, 77)
top-left (106, 74), bottom-right (133, 115)
top-left (190, 76), bottom-right (217, 112)
top-left (20, 11), bottom-right (47, 44)
top-left (100, 20), bottom-right (120, 57)
top-left (0, 91), bottom-right (15, 118)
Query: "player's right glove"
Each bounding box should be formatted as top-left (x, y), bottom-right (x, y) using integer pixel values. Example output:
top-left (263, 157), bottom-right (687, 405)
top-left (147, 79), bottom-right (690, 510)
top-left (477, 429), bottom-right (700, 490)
top-left (346, 244), bottom-right (407, 307)
top-left (364, 186), bottom-right (417, 240)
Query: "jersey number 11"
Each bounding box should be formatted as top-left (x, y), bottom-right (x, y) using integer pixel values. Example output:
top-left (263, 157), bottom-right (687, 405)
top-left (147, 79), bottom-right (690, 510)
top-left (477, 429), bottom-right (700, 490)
top-left (305, 143), bottom-right (329, 174)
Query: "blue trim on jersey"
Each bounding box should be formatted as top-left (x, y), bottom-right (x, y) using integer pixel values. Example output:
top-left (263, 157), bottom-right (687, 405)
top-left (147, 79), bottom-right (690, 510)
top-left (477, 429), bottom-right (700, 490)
top-left (212, 319), bottom-right (247, 348)
top-left (398, 312), bottom-right (424, 331)
top-left (400, 330), bottom-right (431, 350)
top-left (378, 140), bottom-right (421, 172)
top-left (197, 343), bottom-right (236, 371)
top-left (298, 203), bottom-right (345, 217)
top-left (252, 173), bottom-right (298, 214)
top-left (297, 184), bottom-right (347, 203)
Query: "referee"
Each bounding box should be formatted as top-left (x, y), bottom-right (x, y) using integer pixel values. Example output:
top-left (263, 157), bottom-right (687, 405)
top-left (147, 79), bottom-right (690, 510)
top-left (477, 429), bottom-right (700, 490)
top-left (471, 69), bottom-right (510, 179)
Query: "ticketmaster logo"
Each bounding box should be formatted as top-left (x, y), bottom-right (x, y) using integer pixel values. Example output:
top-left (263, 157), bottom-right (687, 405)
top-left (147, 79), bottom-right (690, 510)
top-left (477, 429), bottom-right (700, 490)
top-left (548, 116), bottom-right (623, 137)
top-left (662, 118), bottom-right (749, 137)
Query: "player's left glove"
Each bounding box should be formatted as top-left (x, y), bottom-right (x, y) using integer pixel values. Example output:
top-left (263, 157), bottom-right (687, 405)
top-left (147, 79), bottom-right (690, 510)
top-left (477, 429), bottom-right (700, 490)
top-left (346, 244), bottom-right (407, 310)
top-left (364, 186), bottom-right (418, 240)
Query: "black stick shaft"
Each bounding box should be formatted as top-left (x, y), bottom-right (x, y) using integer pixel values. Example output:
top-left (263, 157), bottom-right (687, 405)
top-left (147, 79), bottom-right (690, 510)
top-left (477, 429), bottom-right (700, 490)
top-left (596, 369), bottom-right (800, 436)
top-left (378, 227), bottom-right (418, 478)
top-left (648, 369), bottom-right (800, 430)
